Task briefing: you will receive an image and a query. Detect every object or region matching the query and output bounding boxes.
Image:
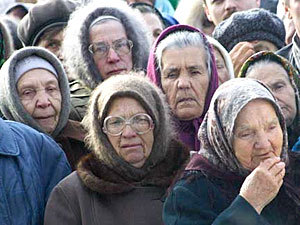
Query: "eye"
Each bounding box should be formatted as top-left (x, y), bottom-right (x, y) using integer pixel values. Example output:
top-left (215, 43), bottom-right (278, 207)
top-left (268, 123), bottom-right (278, 131)
top-left (23, 89), bottom-right (35, 96)
top-left (236, 130), bottom-right (254, 140)
top-left (271, 82), bottom-right (285, 92)
top-left (217, 64), bottom-right (225, 69)
top-left (46, 85), bottom-right (59, 94)
top-left (190, 70), bottom-right (201, 76)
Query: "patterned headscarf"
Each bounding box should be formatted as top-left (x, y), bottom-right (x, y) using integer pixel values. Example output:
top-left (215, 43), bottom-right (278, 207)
top-left (0, 30), bottom-right (5, 68)
top-left (196, 78), bottom-right (288, 176)
top-left (239, 51), bottom-right (300, 148)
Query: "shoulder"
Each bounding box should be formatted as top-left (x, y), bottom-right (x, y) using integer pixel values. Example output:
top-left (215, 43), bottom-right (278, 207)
top-left (276, 43), bottom-right (293, 58)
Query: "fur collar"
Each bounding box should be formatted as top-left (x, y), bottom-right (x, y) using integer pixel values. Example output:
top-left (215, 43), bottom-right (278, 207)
top-left (77, 139), bottom-right (190, 194)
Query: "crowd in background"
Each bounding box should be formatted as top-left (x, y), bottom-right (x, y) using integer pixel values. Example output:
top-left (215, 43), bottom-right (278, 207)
top-left (0, 0), bottom-right (299, 224)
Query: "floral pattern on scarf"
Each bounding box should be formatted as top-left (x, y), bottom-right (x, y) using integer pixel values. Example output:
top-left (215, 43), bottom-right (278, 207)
top-left (197, 78), bottom-right (289, 176)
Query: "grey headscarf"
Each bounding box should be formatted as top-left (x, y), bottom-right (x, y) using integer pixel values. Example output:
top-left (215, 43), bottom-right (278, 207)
top-left (0, 47), bottom-right (70, 138)
top-left (62, 0), bottom-right (151, 90)
top-left (198, 78), bottom-right (289, 176)
top-left (82, 74), bottom-right (174, 181)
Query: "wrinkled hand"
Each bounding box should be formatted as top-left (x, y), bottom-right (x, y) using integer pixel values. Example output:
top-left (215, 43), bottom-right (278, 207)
top-left (239, 157), bottom-right (285, 214)
top-left (229, 42), bottom-right (256, 77)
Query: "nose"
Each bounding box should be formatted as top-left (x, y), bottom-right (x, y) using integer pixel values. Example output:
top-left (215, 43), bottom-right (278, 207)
top-left (224, 0), bottom-right (237, 11)
top-left (35, 91), bottom-right (51, 108)
top-left (121, 124), bottom-right (137, 138)
top-left (254, 131), bottom-right (271, 150)
top-left (107, 47), bottom-right (120, 63)
top-left (177, 74), bottom-right (191, 89)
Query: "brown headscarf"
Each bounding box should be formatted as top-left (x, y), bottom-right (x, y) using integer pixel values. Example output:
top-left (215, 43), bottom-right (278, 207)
top-left (82, 73), bottom-right (175, 181)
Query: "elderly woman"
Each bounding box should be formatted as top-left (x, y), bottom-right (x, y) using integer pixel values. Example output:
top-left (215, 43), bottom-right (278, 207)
top-left (163, 78), bottom-right (300, 225)
top-left (206, 35), bottom-right (234, 84)
top-left (239, 51), bottom-right (300, 150)
top-left (43, 74), bottom-right (189, 225)
top-left (0, 47), bottom-right (88, 170)
top-left (63, 0), bottom-right (150, 121)
top-left (147, 24), bottom-right (218, 152)
top-left (130, 2), bottom-right (166, 45)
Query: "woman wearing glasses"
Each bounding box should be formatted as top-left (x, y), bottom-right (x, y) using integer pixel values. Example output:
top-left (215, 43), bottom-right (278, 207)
top-left (62, 0), bottom-right (151, 122)
top-left (44, 73), bottom-right (189, 225)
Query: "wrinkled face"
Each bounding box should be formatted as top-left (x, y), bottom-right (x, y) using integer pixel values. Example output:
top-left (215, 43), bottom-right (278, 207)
top-left (161, 46), bottom-right (210, 121)
top-left (233, 99), bottom-right (283, 171)
top-left (142, 12), bottom-right (164, 45)
top-left (105, 97), bottom-right (154, 168)
top-left (17, 69), bottom-right (62, 134)
top-left (246, 62), bottom-right (297, 127)
top-left (37, 29), bottom-right (64, 61)
top-left (251, 40), bottom-right (278, 53)
top-left (204, 0), bottom-right (260, 25)
top-left (286, 0), bottom-right (300, 37)
top-left (89, 20), bottom-right (133, 80)
top-left (213, 47), bottom-right (230, 84)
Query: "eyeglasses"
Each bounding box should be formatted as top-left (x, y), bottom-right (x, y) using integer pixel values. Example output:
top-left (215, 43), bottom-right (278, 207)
top-left (88, 39), bottom-right (133, 58)
top-left (102, 113), bottom-right (154, 136)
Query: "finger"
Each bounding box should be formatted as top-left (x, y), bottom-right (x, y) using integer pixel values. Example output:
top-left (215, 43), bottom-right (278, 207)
top-left (269, 161), bottom-right (285, 175)
top-left (275, 167), bottom-right (285, 178)
top-left (260, 157), bottom-right (281, 170)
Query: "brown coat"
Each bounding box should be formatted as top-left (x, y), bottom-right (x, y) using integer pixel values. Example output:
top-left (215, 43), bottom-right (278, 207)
top-left (44, 139), bottom-right (189, 225)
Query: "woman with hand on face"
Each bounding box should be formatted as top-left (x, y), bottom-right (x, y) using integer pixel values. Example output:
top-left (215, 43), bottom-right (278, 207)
top-left (163, 78), bottom-right (300, 225)
top-left (239, 51), bottom-right (300, 150)
top-left (44, 73), bottom-right (189, 225)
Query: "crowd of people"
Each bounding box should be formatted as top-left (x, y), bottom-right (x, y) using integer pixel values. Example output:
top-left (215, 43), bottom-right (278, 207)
top-left (0, 0), bottom-right (299, 224)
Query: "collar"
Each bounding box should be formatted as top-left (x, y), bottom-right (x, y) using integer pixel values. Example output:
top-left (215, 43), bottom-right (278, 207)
top-left (0, 119), bottom-right (20, 156)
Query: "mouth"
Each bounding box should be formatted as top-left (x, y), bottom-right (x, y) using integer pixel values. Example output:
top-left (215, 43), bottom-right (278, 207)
top-left (177, 98), bottom-right (196, 104)
top-left (107, 69), bottom-right (126, 76)
top-left (34, 115), bottom-right (55, 121)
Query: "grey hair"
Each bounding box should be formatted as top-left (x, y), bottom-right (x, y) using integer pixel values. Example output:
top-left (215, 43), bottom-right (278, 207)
top-left (245, 58), bottom-right (289, 79)
top-left (155, 31), bottom-right (212, 78)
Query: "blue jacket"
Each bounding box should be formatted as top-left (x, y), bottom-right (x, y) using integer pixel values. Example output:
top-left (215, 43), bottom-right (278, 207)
top-left (0, 119), bottom-right (71, 225)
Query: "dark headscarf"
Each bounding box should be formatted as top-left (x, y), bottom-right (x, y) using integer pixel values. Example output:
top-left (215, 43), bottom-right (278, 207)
top-left (147, 24), bottom-right (218, 151)
top-left (239, 51), bottom-right (300, 148)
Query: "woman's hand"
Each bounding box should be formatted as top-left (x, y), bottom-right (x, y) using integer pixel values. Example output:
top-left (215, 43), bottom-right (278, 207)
top-left (239, 157), bottom-right (285, 214)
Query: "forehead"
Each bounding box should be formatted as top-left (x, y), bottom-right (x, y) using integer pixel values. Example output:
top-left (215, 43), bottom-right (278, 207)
top-left (162, 46), bottom-right (207, 68)
top-left (247, 62), bottom-right (289, 82)
top-left (143, 13), bottom-right (163, 28)
top-left (17, 69), bottom-right (58, 86)
top-left (234, 99), bottom-right (277, 126)
top-left (106, 96), bottom-right (147, 116)
top-left (89, 20), bottom-right (127, 42)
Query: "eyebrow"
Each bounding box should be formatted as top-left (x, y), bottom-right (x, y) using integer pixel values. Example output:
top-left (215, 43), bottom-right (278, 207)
top-left (235, 118), bottom-right (279, 132)
top-left (18, 79), bottom-right (59, 89)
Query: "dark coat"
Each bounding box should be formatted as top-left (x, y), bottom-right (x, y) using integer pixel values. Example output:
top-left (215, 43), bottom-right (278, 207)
top-left (55, 119), bottom-right (90, 170)
top-left (44, 139), bottom-right (189, 225)
top-left (69, 80), bottom-right (91, 122)
top-left (277, 34), bottom-right (300, 74)
top-left (163, 154), bottom-right (300, 225)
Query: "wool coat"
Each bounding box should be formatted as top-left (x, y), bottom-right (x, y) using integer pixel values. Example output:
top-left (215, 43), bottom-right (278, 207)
top-left (44, 139), bottom-right (189, 225)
